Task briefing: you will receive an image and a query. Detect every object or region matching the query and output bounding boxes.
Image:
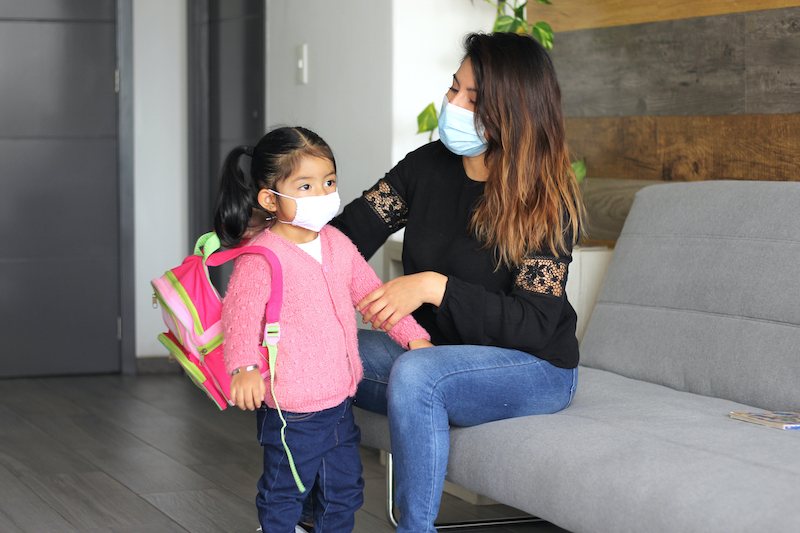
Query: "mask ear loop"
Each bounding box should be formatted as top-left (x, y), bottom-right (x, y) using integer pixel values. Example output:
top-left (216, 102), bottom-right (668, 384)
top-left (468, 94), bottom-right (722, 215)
top-left (253, 188), bottom-right (283, 225)
top-left (268, 189), bottom-right (297, 226)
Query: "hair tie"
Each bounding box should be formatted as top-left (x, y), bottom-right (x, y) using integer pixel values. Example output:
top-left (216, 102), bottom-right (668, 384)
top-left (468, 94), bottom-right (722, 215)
top-left (244, 146), bottom-right (255, 157)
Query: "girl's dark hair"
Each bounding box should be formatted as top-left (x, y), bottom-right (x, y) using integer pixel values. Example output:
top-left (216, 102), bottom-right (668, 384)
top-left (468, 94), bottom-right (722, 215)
top-left (213, 126), bottom-right (335, 246)
top-left (464, 32), bottom-right (585, 266)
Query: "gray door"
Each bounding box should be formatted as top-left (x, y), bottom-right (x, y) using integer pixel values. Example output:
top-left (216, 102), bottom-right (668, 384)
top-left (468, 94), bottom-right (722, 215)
top-left (0, 1), bottom-right (120, 376)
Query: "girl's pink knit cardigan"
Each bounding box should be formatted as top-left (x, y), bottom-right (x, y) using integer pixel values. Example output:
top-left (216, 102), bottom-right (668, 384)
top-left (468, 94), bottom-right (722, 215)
top-left (222, 225), bottom-right (430, 413)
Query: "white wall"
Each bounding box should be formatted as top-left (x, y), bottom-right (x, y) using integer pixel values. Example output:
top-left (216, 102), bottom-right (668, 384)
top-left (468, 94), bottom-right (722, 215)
top-left (266, 0), bottom-right (394, 275)
top-left (391, 0), bottom-right (495, 165)
top-left (133, 0), bottom-right (188, 357)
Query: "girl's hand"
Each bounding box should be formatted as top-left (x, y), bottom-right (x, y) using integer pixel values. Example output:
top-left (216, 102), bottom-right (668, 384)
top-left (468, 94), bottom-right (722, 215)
top-left (229, 366), bottom-right (266, 411)
top-left (357, 272), bottom-right (447, 332)
top-left (408, 339), bottom-right (434, 350)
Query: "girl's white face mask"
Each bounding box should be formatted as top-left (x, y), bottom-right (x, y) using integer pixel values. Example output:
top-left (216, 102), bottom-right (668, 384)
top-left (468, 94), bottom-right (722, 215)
top-left (438, 96), bottom-right (489, 157)
top-left (270, 189), bottom-right (341, 233)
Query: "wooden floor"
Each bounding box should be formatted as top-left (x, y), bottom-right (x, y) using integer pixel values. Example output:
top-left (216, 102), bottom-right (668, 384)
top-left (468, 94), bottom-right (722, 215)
top-left (0, 374), bottom-right (570, 532)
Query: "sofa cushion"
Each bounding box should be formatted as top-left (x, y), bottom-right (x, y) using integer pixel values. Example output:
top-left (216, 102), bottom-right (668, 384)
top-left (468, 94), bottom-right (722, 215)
top-left (449, 367), bottom-right (800, 532)
top-left (580, 181), bottom-right (800, 412)
top-left (354, 366), bottom-right (800, 533)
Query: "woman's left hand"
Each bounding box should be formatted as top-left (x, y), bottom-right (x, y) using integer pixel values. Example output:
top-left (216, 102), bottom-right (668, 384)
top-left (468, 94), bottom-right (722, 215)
top-left (357, 272), bottom-right (447, 332)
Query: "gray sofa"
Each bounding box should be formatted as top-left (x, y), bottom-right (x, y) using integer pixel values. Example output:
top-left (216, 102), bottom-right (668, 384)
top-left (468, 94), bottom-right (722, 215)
top-left (354, 180), bottom-right (800, 533)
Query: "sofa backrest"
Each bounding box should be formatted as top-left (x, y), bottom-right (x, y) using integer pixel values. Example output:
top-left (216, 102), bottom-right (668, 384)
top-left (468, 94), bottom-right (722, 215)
top-left (579, 181), bottom-right (800, 412)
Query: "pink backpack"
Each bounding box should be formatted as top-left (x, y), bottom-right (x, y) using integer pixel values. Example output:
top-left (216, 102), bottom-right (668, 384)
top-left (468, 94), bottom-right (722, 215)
top-left (152, 232), bottom-right (283, 410)
top-left (152, 232), bottom-right (305, 491)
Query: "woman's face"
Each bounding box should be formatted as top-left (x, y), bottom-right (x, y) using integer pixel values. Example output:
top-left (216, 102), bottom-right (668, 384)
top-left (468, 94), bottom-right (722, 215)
top-left (446, 57), bottom-right (477, 112)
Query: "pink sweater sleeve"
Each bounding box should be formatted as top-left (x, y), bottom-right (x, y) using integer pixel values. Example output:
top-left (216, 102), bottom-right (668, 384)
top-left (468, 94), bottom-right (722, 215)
top-left (348, 245), bottom-right (430, 349)
top-left (221, 253), bottom-right (273, 374)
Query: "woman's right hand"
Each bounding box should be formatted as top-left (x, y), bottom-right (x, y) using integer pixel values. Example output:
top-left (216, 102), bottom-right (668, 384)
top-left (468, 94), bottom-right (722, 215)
top-left (229, 366), bottom-right (266, 411)
top-left (357, 272), bottom-right (447, 332)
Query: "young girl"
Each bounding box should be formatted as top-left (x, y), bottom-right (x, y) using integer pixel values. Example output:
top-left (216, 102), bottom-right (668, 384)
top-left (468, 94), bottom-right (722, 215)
top-left (214, 126), bottom-right (431, 533)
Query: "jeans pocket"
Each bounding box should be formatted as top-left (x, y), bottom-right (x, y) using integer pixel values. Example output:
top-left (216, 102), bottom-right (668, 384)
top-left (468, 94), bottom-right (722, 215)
top-left (258, 407), bottom-right (317, 443)
top-left (283, 411), bottom-right (318, 422)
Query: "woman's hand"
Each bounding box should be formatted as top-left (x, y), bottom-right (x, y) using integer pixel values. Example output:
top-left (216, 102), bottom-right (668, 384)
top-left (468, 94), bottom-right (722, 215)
top-left (229, 366), bottom-right (266, 411)
top-left (357, 272), bottom-right (447, 332)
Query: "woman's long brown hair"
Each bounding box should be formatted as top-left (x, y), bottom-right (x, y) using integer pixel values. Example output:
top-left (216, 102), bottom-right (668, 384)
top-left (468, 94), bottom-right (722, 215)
top-left (465, 32), bottom-right (585, 268)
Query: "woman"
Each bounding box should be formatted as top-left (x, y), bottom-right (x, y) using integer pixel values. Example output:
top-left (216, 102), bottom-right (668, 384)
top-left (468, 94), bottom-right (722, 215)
top-left (331, 32), bottom-right (585, 532)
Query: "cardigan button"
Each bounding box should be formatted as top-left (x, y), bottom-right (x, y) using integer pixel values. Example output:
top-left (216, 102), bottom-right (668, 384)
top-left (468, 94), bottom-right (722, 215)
top-left (323, 266), bottom-right (329, 273)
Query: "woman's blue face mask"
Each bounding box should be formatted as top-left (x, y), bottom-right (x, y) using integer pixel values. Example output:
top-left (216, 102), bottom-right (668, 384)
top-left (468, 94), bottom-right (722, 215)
top-left (438, 96), bottom-right (488, 157)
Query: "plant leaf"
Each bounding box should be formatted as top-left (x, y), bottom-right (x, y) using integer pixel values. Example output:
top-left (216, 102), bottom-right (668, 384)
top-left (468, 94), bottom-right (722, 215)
top-left (417, 103), bottom-right (439, 135)
top-left (530, 21), bottom-right (554, 49)
top-left (534, 0), bottom-right (552, 4)
top-left (533, 20), bottom-right (553, 33)
top-left (513, 2), bottom-right (527, 20)
top-left (509, 18), bottom-right (528, 34)
top-left (493, 14), bottom-right (516, 32)
top-left (572, 158), bottom-right (587, 184)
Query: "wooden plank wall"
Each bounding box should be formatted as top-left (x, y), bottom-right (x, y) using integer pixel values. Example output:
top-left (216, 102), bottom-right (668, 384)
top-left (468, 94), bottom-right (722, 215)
top-left (528, 0), bottom-right (800, 31)
top-left (528, 2), bottom-right (800, 183)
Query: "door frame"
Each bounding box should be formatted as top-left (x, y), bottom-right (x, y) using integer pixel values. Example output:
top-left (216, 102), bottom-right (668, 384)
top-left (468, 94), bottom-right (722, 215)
top-left (188, 0), bottom-right (211, 248)
top-left (186, 0), bottom-right (266, 292)
top-left (117, 0), bottom-right (136, 374)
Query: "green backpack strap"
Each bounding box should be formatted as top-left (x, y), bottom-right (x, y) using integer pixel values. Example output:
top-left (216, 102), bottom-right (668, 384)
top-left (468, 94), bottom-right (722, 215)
top-left (194, 232), bottom-right (221, 261)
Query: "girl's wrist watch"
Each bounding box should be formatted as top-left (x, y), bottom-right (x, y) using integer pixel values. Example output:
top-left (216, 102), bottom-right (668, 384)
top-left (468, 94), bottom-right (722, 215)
top-left (231, 364), bottom-right (259, 375)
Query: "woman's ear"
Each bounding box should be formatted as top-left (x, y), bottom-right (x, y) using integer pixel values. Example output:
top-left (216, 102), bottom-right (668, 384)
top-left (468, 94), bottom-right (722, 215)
top-left (257, 188), bottom-right (276, 211)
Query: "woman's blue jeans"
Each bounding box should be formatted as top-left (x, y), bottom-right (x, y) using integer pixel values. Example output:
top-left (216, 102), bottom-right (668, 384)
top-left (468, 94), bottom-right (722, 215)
top-left (353, 329), bottom-right (578, 533)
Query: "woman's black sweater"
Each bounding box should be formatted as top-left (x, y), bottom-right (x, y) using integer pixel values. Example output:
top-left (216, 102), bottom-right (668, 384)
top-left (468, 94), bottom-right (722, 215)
top-left (332, 141), bottom-right (579, 369)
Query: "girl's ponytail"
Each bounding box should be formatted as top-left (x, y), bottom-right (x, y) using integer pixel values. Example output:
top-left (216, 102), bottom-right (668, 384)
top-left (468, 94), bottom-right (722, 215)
top-left (213, 146), bottom-right (254, 247)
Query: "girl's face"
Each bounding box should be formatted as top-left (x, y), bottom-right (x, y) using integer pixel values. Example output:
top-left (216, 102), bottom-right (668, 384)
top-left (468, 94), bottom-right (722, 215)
top-left (446, 57), bottom-right (477, 112)
top-left (258, 155), bottom-right (337, 225)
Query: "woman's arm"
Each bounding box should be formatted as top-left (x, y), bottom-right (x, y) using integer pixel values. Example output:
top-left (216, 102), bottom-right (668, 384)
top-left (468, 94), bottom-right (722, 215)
top-left (332, 152), bottom-right (417, 260)
top-left (359, 252), bottom-right (574, 358)
top-left (436, 253), bottom-right (572, 353)
top-left (331, 193), bottom-right (395, 261)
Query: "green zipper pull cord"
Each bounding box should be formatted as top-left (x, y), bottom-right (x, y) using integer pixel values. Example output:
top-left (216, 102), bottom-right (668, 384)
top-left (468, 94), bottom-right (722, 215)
top-left (264, 324), bottom-right (305, 493)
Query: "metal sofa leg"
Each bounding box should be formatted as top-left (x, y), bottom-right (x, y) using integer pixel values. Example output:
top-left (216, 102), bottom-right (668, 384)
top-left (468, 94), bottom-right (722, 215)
top-left (385, 452), bottom-right (543, 530)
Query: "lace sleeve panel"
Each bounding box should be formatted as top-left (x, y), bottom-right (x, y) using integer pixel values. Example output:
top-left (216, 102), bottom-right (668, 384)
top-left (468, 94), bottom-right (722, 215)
top-left (363, 179), bottom-right (409, 232)
top-left (514, 256), bottom-right (569, 297)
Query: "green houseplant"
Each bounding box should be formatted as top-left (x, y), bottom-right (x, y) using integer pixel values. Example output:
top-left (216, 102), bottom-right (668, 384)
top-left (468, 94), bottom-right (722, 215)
top-left (417, 0), bottom-right (586, 181)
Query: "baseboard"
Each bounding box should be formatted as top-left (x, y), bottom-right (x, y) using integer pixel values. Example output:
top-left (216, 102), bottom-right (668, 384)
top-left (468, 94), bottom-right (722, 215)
top-left (136, 356), bottom-right (183, 375)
